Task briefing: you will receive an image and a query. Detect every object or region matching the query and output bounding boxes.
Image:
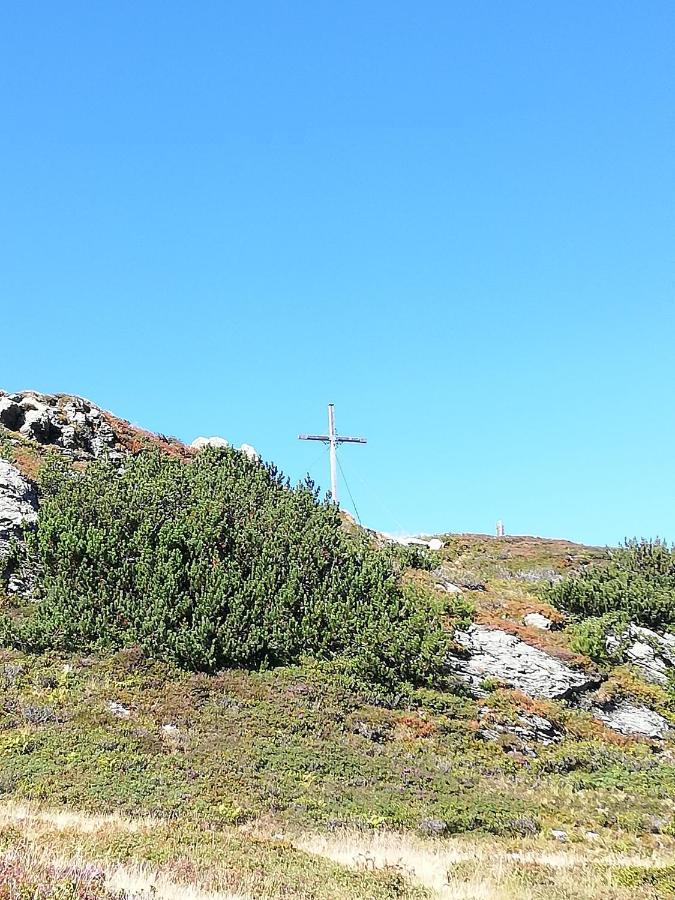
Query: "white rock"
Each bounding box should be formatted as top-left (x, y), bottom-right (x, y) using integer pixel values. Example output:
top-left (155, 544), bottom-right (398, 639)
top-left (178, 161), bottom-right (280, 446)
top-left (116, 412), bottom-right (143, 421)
top-left (551, 830), bottom-right (568, 842)
top-left (607, 624), bottom-right (675, 686)
top-left (449, 625), bottom-right (598, 699)
top-left (191, 436), bottom-right (230, 450)
top-left (239, 443), bottom-right (259, 462)
top-left (625, 625), bottom-right (675, 686)
top-left (0, 461), bottom-right (38, 548)
top-left (428, 538), bottom-right (444, 551)
top-left (106, 701), bottom-right (131, 719)
top-left (436, 581), bottom-right (463, 594)
top-left (592, 701), bottom-right (670, 739)
top-left (523, 612), bottom-right (553, 631)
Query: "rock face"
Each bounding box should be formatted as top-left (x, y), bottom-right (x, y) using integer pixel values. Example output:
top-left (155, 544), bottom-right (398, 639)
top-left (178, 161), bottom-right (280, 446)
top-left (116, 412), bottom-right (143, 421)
top-left (591, 701), bottom-right (670, 739)
top-left (449, 625), bottom-right (599, 699)
top-left (0, 460), bottom-right (38, 552)
top-left (0, 390), bottom-right (118, 459)
top-left (607, 624), bottom-right (675, 686)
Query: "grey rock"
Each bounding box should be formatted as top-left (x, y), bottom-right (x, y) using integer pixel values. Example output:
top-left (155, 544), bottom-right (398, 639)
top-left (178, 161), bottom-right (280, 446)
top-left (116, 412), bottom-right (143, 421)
top-left (353, 720), bottom-right (388, 743)
top-left (435, 580), bottom-right (463, 594)
top-left (0, 460), bottom-right (38, 550)
top-left (0, 390), bottom-right (120, 460)
top-left (20, 407), bottom-right (59, 443)
top-left (625, 625), bottom-right (675, 686)
top-left (419, 818), bottom-right (448, 835)
top-left (476, 706), bottom-right (561, 754)
top-left (591, 701), bottom-right (670, 739)
top-left (516, 567), bottom-right (561, 584)
top-left (523, 612), bottom-right (553, 631)
top-left (448, 625), bottom-right (599, 700)
top-left (606, 623), bottom-right (675, 686)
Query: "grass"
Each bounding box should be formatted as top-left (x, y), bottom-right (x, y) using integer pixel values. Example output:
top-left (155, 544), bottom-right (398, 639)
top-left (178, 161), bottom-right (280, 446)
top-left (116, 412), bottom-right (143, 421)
top-left (0, 648), bottom-right (673, 846)
top-left (1, 801), bottom-right (674, 899)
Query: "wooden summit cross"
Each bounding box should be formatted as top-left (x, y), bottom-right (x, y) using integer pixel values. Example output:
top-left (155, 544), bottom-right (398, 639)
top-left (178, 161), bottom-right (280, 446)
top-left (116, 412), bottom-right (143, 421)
top-left (298, 403), bottom-right (366, 504)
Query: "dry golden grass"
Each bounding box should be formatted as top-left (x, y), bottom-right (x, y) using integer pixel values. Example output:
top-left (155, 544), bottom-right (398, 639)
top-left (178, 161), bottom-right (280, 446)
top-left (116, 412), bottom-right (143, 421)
top-left (2, 802), bottom-right (674, 900)
top-left (295, 828), bottom-right (675, 899)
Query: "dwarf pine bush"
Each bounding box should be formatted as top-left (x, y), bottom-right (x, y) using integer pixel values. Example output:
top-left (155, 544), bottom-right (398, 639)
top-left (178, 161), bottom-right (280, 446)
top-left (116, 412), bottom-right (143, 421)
top-left (548, 538), bottom-right (675, 629)
top-left (5, 449), bottom-right (448, 684)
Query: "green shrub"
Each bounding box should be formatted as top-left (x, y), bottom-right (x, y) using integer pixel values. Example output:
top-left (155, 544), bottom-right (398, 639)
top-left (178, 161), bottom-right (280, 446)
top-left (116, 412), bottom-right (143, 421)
top-left (548, 539), bottom-right (675, 629)
top-left (2, 450), bottom-right (448, 685)
top-left (567, 613), bottom-right (629, 665)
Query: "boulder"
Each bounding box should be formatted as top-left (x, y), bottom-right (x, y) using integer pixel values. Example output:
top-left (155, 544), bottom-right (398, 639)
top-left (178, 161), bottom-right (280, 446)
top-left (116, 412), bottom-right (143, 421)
top-left (20, 407), bottom-right (58, 443)
top-left (448, 625), bottom-right (599, 699)
top-left (523, 612), bottom-right (553, 631)
top-left (435, 580), bottom-right (463, 594)
top-left (239, 443), bottom-right (259, 462)
top-left (191, 436), bottom-right (230, 450)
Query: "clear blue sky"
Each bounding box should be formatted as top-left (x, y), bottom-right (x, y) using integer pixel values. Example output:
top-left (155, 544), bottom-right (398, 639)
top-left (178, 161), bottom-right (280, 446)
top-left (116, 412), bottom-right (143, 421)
top-left (1, 2), bottom-right (673, 546)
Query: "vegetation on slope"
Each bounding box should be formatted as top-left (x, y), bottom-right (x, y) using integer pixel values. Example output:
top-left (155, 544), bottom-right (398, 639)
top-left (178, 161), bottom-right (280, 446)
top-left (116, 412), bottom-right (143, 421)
top-left (1, 648), bottom-right (674, 839)
top-left (2, 448), bottom-right (447, 685)
top-left (548, 538), bottom-right (675, 630)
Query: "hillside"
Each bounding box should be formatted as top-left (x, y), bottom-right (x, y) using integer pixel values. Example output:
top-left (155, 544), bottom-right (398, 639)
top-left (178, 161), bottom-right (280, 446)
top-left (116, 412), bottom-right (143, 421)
top-left (1, 390), bottom-right (675, 899)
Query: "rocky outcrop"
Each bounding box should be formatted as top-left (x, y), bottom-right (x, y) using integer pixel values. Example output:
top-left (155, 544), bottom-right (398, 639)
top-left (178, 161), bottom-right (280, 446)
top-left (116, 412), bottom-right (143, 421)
top-left (448, 624), bottom-right (673, 740)
top-left (0, 391), bottom-right (119, 460)
top-left (591, 701), bottom-right (670, 739)
top-left (607, 624), bottom-right (675, 686)
top-left (448, 625), bottom-right (600, 699)
top-left (476, 706), bottom-right (562, 753)
top-left (0, 460), bottom-right (38, 553)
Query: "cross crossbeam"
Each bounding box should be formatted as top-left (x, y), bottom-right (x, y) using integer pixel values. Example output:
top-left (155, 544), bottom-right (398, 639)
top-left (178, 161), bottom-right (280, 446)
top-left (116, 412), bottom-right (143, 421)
top-left (298, 403), bottom-right (366, 503)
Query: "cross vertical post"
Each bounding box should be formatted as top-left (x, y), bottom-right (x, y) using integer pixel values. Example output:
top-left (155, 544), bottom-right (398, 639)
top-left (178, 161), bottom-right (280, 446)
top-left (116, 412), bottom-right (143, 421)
top-left (327, 403), bottom-right (338, 503)
top-left (299, 403), bottom-right (367, 504)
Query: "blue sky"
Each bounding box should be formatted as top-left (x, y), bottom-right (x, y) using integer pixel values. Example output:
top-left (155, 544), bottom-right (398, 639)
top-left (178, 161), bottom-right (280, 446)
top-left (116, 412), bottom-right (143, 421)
top-left (1, 2), bottom-right (673, 545)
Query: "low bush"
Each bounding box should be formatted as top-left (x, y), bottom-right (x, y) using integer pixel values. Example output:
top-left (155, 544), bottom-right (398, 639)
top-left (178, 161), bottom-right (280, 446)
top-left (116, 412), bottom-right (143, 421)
top-left (2, 449), bottom-right (448, 685)
top-left (548, 539), bottom-right (675, 630)
top-left (567, 613), bottom-right (629, 665)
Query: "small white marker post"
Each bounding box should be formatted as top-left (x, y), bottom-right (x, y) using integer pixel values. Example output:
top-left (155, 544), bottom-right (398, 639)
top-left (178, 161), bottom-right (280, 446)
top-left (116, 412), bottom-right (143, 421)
top-left (298, 404), bottom-right (366, 504)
